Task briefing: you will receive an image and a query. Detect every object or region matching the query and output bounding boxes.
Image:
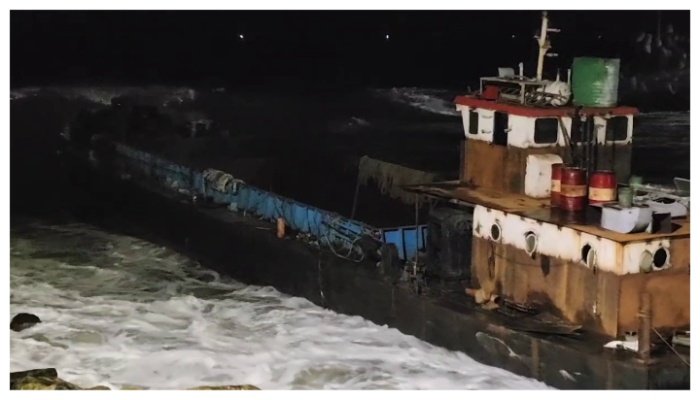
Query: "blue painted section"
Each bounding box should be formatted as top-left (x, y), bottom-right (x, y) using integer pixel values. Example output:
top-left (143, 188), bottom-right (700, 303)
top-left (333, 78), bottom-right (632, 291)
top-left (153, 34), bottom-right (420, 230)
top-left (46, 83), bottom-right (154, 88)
top-left (380, 226), bottom-right (428, 261)
top-left (112, 143), bottom-right (426, 261)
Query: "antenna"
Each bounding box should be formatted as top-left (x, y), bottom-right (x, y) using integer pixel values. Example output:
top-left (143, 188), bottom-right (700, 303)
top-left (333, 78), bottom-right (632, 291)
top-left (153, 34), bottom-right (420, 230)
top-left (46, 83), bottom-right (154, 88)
top-left (534, 11), bottom-right (560, 81)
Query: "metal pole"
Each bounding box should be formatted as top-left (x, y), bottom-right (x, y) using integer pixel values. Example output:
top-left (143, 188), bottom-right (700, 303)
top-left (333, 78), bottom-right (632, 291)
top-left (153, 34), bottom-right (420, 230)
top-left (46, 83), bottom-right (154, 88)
top-left (415, 195), bottom-right (420, 262)
top-left (350, 171), bottom-right (361, 220)
top-left (536, 12), bottom-right (550, 81)
top-left (638, 292), bottom-right (652, 362)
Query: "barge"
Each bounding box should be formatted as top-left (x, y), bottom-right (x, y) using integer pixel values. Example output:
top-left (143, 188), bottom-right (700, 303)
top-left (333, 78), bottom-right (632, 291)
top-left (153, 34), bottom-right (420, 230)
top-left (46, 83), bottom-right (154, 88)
top-left (59, 12), bottom-right (690, 389)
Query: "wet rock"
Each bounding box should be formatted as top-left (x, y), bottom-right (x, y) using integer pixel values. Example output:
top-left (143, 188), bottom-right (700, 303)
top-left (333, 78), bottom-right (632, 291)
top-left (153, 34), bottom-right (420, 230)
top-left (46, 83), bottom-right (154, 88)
top-left (187, 385), bottom-right (261, 390)
top-left (10, 368), bottom-right (260, 390)
top-left (13, 376), bottom-right (83, 390)
top-left (11, 368), bottom-right (58, 382)
top-left (10, 313), bottom-right (41, 332)
top-left (10, 368), bottom-right (67, 390)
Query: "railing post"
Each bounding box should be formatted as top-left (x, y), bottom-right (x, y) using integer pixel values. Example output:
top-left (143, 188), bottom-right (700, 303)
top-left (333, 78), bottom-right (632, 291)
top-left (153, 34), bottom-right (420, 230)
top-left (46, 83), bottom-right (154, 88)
top-left (637, 292), bottom-right (652, 362)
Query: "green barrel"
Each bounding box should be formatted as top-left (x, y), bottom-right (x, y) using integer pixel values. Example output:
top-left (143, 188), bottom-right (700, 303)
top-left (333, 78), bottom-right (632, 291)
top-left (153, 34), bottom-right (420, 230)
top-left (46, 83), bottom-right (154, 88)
top-left (571, 57), bottom-right (620, 107)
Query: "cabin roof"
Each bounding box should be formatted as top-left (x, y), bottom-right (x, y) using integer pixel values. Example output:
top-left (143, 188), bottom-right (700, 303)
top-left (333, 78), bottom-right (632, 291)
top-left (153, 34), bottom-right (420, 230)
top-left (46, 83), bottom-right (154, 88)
top-left (455, 95), bottom-right (639, 118)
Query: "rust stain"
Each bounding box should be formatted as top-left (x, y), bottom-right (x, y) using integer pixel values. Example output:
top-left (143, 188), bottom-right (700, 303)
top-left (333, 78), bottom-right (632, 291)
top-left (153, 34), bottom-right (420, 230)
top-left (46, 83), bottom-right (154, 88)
top-left (540, 255), bottom-right (551, 277)
top-left (458, 139), bottom-right (632, 197)
top-left (471, 237), bottom-right (637, 337)
top-left (617, 269), bottom-right (690, 334)
top-left (487, 242), bottom-right (496, 280)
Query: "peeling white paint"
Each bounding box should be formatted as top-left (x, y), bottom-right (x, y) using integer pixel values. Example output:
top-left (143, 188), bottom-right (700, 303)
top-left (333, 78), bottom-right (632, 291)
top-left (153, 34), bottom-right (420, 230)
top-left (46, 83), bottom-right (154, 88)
top-left (623, 241), bottom-right (671, 273)
top-left (477, 109), bottom-right (495, 139)
top-left (525, 154), bottom-right (563, 198)
top-left (475, 205), bottom-right (581, 264)
top-left (507, 115), bottom-right (563, 148)
top-left (593, 115), bottom-right (634, 145)
top-left (473, 205), bottom-right (674, 275)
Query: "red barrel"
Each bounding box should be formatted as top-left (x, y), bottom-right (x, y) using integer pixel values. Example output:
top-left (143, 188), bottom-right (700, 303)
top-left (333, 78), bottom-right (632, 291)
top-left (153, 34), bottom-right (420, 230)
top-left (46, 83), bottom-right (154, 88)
top-left (589, 170), bottom-right (617, 205)
top-left (550, 163), bottom-right (569, 206)
top-left (560, 167), bottom-right (588, 211)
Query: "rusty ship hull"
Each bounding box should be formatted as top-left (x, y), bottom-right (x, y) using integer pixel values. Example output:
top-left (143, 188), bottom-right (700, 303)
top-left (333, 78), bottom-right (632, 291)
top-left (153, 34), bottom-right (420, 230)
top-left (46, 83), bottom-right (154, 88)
top-left (53, 137), bottom-right (690, 390)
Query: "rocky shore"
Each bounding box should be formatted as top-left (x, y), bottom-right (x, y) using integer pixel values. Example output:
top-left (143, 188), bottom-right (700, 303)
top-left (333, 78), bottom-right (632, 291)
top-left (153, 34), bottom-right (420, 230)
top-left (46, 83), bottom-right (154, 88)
top-left (10, 368), bottom-right (260, 390)
top-left (10, 314), bottom-right (260, 390)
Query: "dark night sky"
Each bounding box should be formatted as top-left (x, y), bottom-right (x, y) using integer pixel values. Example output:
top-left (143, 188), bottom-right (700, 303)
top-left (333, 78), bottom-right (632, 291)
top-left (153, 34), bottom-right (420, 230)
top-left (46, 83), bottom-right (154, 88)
top-left (10, 10), bottom-right (690, 88)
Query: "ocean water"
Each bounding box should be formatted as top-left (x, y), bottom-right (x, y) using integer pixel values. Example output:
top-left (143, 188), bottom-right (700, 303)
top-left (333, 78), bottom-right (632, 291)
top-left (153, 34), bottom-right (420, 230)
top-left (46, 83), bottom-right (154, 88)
top-left (9, 85), bottom-right (689, 390)
top-left (9, 220), bottom-right (549, 390)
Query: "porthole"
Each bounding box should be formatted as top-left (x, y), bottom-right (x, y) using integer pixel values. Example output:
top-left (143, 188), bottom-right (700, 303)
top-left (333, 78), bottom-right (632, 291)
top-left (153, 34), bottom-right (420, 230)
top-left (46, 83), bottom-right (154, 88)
top-left (640, 247), bottom-right (671, 272)
top-left (581, 244), bottom-right (597, 268)
top-left (652, 247), bottom-right (670, 270)
top-left (524, 231), bottom-right (538, 256)
top-left (490, 222), bottom-right (502, 242)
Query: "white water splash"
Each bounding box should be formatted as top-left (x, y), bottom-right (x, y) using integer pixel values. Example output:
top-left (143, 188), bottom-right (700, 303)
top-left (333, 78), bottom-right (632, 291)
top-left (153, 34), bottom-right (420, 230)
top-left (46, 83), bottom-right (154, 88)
top-left (10, 221), bottom-right (549, 390)
top-left (372, 87), bottom-right (460, 117)
top-left (10, 85), bottom-right (197, 107)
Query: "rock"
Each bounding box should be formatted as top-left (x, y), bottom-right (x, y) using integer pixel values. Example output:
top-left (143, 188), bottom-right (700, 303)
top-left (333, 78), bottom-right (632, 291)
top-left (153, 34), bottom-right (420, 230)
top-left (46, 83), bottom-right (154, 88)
top-left (10, 368), bottom-right (57, 385)
top-left (13, 376), bottom-right (83, 390)
top-left (10, 368), bottom-right (73, 390)
top-left (10, 368), bottom-right (260, 390)
top-left (187, 385), bottom-right (261, 390)
top-left (87, 385), bottom-right (111, 390)
top-left (11, 313), bottom-right (42, 332)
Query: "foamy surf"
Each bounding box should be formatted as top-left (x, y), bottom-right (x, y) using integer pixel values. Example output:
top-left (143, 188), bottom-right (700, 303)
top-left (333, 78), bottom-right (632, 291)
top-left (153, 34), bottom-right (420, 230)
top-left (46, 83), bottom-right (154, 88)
top-left (10, 85), bottom-right (197, 107)
top-left (372, 87), bottom-right (461, 117)
top-left (10, 220), bottom-right (550, 390)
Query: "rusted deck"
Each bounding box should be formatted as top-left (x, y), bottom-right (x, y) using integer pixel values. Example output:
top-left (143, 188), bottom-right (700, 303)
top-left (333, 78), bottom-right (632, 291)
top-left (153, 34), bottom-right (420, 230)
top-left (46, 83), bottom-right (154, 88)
top-left (408, 180), bottom-right (549, 212)
top-left (405, 181), bottom-right (690, 244)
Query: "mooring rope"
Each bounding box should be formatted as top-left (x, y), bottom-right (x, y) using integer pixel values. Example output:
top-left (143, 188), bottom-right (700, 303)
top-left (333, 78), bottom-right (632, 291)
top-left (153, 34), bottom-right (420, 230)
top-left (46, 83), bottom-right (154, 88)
top-left (652, 327), bottom-right (690, 368)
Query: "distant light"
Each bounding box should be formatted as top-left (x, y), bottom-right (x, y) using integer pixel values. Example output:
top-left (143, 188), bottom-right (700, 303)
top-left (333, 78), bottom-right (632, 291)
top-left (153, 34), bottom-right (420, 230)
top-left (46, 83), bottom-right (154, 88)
top-left (239, 34), bottom-right (245, 40)
top-left (511, 34), bottom-right (516, 39)
top-left (598, 35), bottom-right (602, 39)
top-left (385, 34), bottom-right (390, 40)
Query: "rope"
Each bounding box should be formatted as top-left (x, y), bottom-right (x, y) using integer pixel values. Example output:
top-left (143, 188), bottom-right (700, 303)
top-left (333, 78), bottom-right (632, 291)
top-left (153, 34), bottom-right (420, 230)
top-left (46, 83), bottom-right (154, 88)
top-left (322, 216), bottom-right (367, 263)
top-left (202, 168), bottom-right (237, 192)
top-left (652, 327), bottom-right (690, 368)
top-left (326, 235), bottom-right (366, 263)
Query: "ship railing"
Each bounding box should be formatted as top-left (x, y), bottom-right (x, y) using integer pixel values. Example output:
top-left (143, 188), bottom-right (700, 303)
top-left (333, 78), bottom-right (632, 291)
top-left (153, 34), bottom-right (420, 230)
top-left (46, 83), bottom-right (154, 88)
top-left (111, 143), bottom-right (427, 262)
top-left (479, 77), bottom-right (565, 106)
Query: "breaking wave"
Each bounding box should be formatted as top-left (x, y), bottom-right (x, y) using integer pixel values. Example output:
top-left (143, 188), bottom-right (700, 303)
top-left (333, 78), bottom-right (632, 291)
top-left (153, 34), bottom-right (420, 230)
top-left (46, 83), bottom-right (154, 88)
top-left (10, 85), bottom-right (197, 107)
top-left (371, 87), bottom-right (461, 117)
top-left (10, 221), bottom-right (550, 390)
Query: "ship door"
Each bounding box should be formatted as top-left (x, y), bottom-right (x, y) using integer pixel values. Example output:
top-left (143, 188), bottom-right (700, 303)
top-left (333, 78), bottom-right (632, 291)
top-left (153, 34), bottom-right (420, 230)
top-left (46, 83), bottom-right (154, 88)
top-left (493, 112), bottom-right (509, 146)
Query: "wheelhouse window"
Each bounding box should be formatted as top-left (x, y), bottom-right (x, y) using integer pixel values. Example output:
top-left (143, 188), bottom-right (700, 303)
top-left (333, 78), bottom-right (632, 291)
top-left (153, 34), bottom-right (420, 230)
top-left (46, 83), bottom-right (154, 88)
top-left (605, 116), bottom-right (629, 142)
top-left (534, 118), bottom-right (559, 144)
top-left (468, 110), bottom-right (479, 135)
top-left (493, 112), bottom-right (508, 146)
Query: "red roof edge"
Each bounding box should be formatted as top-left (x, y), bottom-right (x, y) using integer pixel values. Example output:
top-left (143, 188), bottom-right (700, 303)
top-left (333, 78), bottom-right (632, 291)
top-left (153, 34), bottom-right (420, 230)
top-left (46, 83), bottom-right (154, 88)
top-left (455, 95), bottom-right (640, 117)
